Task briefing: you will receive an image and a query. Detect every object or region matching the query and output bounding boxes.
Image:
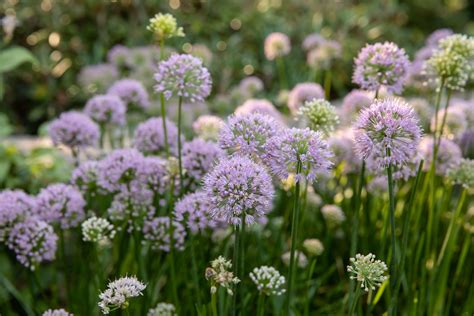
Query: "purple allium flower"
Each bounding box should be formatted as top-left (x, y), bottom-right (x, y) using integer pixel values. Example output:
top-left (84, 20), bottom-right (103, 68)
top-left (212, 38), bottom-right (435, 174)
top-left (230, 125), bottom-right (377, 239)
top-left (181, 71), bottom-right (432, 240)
top-left (192, 115), bottom-right (225, 141)
top-left (108, 186), bottom-right (154, 232)
top-left (219, 113), bottom-right (282, 158)
top-left (235, 99), bottom-right (284, 123)
top-left (133, 117), bottom-right (180, 155)
top-left (174, 191), bottom-right (216, 233)
top-left (204, 156), bottom-right (274, 226)
top-left (459, 129), bottom-right (474, 158)
top-left (142, 217), bottom-right (186, 252)
top-left (302, 33), bottom-right (325, 51)
top-left (84, 94), bottom-right (126, 126)
top-left (239, 76), bottom-right (264, 96)
top-left (36, 183), bottom-right (86, 229)
top-left (7, 217), bottom-right (57, 270)
top-left (107, 79), bottom-right (150, 109)
top-left (306, 40), bottom-right (342, 70)
top-left (264, 32), bottom-right (291, 60)
top-left (418, 136), bottom-right (462, 176)
top-left (97, 148), bottom-right (145, 193)
top-left (42, 309), bottom-right (73, 316)
top-left (137, 157), bottom-right (179, 202)
top-left (107, 44), bottom-right (130, 66)
top-left (354, 97), bottom-right (422, 169)
top-left (353, 42), bottom-right (410, 94)
top-left (71, 160), bottom-right (99, 194)
top-left (287, 83), bottom-right (324, 115)
top-left (0, 190), bottom-right (36, 242)
top-left (365, 150), bottom-right (421, 181)
top-left (340, 90), bottom-right (373, 124)
top-left (48, 111), bottom-right (100, 149)
top-left (182, 138), bottom-right (224, 187)
top-left (328, 129), bottom-right (361, 173)
top-left (264, 128), bottom-right (333, 183)
top-left (154, 54), bottom-right (212, 103)
top-left (426, 28), bottom-right (454, 47)
top-left (78, 63), bottom-right (118, 93)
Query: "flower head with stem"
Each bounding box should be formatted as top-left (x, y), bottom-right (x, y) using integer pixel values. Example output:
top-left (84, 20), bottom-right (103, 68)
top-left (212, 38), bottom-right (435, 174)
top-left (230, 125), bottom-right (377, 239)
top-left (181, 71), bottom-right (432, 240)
top-left (82, 216), bottom-right (116, 245)
top-left (264, 32), bottom-right (291, 60)
top-left (98, 276), bottom-right (146, 314)
top-left (147, 303), bottom-right (177, 316)
top-left (249, 266), bottom-right (286, 296)
top-left (205, 256), bottom-right (240, 295)
top-left (347, 253), bottom-right (388, 292)
top-left (147, 13), bottom-right (184, 42)
top-left (447, 158), bottom-right (474, 190)
top-left (297, 98), bottom-right (339, 136)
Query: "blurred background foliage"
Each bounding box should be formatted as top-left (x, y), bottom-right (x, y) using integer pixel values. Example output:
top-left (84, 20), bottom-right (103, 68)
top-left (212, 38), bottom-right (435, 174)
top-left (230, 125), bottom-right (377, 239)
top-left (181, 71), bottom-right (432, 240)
top-left (1, 0), bottom-right (473, 135)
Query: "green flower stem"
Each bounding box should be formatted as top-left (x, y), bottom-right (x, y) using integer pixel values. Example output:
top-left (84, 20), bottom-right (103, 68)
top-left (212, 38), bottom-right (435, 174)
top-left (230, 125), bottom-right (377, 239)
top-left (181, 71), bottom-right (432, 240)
top-left (324, 70), bottom-right (332, 99)
top-left (159, 93), bottom-right (170, 158)
top-left (189, 233), bottom-right (202, 306)
top-left (434, 88), bottom-right (452, 150)
top-left (232, 223), bottom-right (241, 316)
top-left (276, 57), bottom-right (288, 89)
top-left (349, 285), bottom-right (362, 316)
top-left (177, 96), bottom-right (184, 194)
top-left (257, 292), bottom-right (266, 316)
top-left (304, 258), bottom-right (317, 316)
top-left (239, 214), bottom-right (246, 310)
top-left (386, 151), bottom-right (397, 316)
top-left (286, 160), bottom-right (302, 314)
top-left (211, 292), bottom-right (218, 316)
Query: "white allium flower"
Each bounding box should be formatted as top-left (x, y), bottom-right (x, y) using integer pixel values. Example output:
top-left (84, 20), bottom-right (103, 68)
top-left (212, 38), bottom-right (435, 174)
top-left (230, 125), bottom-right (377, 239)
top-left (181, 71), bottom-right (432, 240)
top-left (321, 204), bottom-right (346, 226)
top-left (249, 265), bottom-right (286, 296)
top-left (303, 238), bottom-right (324, 256)
top-left (192, 115), bottom-right (225, 141)
top-left (98, 276), bottom-right (146, 314)
top-left (82, 216), bottom-right (116, 244)
top-left (147, 302), bottom-right (177, 316)
top-left (205, 256), bottom-right (240, 295)
top-left (281, 251), bottom-right (308, 268)
top-left (42, 309), bottom-right (73, 316)
top-left (347, 253), bottom-right (388, 292)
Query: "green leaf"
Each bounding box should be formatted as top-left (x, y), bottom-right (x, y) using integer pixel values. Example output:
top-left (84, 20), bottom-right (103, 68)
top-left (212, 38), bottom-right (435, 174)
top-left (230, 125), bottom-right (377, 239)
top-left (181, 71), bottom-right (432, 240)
top-left (0, 46), bottom-right (38, 73)
top-left (0, 75), bottom-right (3, 100)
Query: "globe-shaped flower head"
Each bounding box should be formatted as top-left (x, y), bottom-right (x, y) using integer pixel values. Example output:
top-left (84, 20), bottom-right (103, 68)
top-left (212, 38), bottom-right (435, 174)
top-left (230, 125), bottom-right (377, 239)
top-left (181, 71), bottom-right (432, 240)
top-left (147, 303), bottom-right (177, 316)
top-left (264, 128), bottom-right (333, 183)
top-left (204, 156), bottom-right (274, 226)
top-left (182, 138), bottom-right (224, 187)
top-left (287, 83), bottom-right (324, 115)
top-left (133, 117), bottom-right (179, 155)
top-left (235, 99), bottom-right (284, 123)
top-left (418, 136), bottom-right (462, 176)
top-left (98, 276), bottom-right (146, 314)
top-left (174, 191), bottom-right (216, 233)
top-left (154, 54), bottom-right (212, 103)
top-left (340, 90), bottom-right (372, 124)
top-left (48, 111), bottom-right (100, 149)
top-left (353, 42), bottom-right (410, 94)
top-left (84, 94), bottom-right (126, 126)
top-left (264, 32), bottom-right (291, 60)
top-left (192, 115), bottom-right (225, 141)
top-left (297, 98), bottom-right (339, 135)
top-left (0, 190), bottom-right (36, 242)
top-left (448, 159), bottom-right (474, 190)
top-left (347, 253), bottom-right (388, 292)
top-left (142, 216), bottom-right (186, 252)
top-left (354, 97), bottom-right (422, 169)
top-left (107, 79), bottom-right (150, 109)
top-left (42, 309), bottom-right (73, 316)
top-left (249, 266), bottom-right (286, 296)
top-left (147, 13), bottom-right (184, 41)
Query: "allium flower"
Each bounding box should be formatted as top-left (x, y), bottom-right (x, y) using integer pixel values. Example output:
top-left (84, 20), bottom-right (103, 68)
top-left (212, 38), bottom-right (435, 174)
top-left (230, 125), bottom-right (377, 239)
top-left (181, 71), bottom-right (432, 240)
top-left (347, 253), bottom-right (388, 292)
top-left (147, 13), bottom-right (184, 41)
top-left (235, 99), bottom-right (284, 123)
top-left (302, 33), bottom-right (325, 51)
top-left (154, 54), bottom-right (212, 103)
top-left (78, 64), bottom-right (118, 93)
top-left (303, 238), bottom-right (324, 256)
top-left (97, 148), bottom-right (145, 193)
top-left (137, 157), bottom-right (175, 200)
top-left (42, 309), bottom-right (73, 316)
top-left (204, 156), bottom-right (274, 226)
top-left (459, 129), bottom-right (474, 159)
top-left (133, 117), bottom-right (179, 155)
top-left (107, 79), bottom-right (150, 109)
top-left (321, 204), bottom-right (346, 226)
top-left (430, 106), bottom-right (467, 140)
top-left (264, 128), bottom-right (333, 183)
top-left (107, 44), bottom-right (130, 66)
top-left (190, 43), bottom-right (213, 66)
top-left (249, 266), bottom-right (286, 296)
top-left (147, 303), bottom-right (177, 316)
top-left (367, 176), bottom-right (389, 194)
top-left (36, 184), bottom-right (86, 229)
top-left (418, 136), bottom-right (462, 176)
top-left (340, 90), bottom-right (373, 124)
top-left (354, 97), bottom-right (422, 169)
top-left (281, 251), bottom-right (308, 268)
top-left (182, 138), bottom-right (224, 186)
top-left (142, 217), bottom-right (186, 252)
top-left (264, 32), bottom-right (291, 60)
top-left (0, 190), bottom-right (36, 242)
top-left (205, 256), bottom-right (240, 295)
top-left (84, 94), bottom-right (126, 126)
top-left (219, 113), bottom-right (281, 158)
top-left (297, 98), bottom-right (339, 135)
top-left (287, 83), bottom-right (324, 115)
top-left (307, 40), bottom-right (342, 70)
top-left (7, 217), bottom-right (57, 270)
top-left (328, 129), bottom-right (361, 173)
top-left (424, 34), bottom-right (474, 91)
top-left (426, 28), bottom-right (454, 47)
top-left (98, 276), bottom-right (146, 314)
top-left (82, 216), bottom-right (116, 244)
top-left (353, 42), bottom-right (410, 94)
top-left (239, 76), bottom-right (264, 96)
top-left (71, 161), bottom-right (100, 194)
top-left (174, 191), bottom-right (216, 233)
top-left (448, 159), bottom-right (474, 190)
top-left (192, 115), bottom-right (225, 141)
top-left (48, 111), bottom-right (100, 149)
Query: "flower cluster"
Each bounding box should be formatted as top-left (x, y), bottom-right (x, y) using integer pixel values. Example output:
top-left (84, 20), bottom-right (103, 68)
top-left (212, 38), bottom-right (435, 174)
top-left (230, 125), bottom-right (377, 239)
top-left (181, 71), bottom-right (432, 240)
top-left (235, 99), bottom-right (284, 123)
top-left (192, 115), bottom-right (225, 141)
top-left (147, 303), bottom-right (177, 316)
top-left (239, 76), bottom-right (264, 96)
top-left (98, 276), bottom-right (146, 314)
top-left (264, 32), bottom-right (291, 60)
top-left (78, 64), bottom-right (118, 94)
top-left (307, 39), bottom-right (342, 70)
top-left (347, 253), bottom-right (388, 292)
top-left (281, 251), bottom-right (308, 268)
top-left (71, 161), bottom-right (100, 194)
top-left (107, 79), bottom-right (150, 109)
top-left (81, 216), bottom-right (116, 244)
top-left (287, 83), bottom-right (324, 115)
top-left (328, 129), bottom-right (361, 173)
top-left (48, 111), bottom-right (100, 149)
top-left (0, 190), bottom-right (35, 242)
top-left (340, 90), bottom-right (372, 124)
top-left (147, 13), bottom-right (184, 41)
top-left (174, 191), bottom-right (216, 233)
top-left (249, 266), bottom-right (286, 296)
top-left (42, 309), bottom-right (73, 316)
top-left (142, 217), bottom-right (186, 252)
top-left (205, 256), bottom-right (240, 295)
top-left (303, 238), bottom-right (324, 256)
top-left (182, 138), bottom-right (224, 186)
top-left (297, 98), bottom-right (339, 135)
top-left (133, 117), bottom-right (179, 155)
top-left (418, 136), bottom-right (462, 176)
top-left (447, 159), bottom-right (474, 190)
top-left (321, 204), bottom-right (346, 226)
top-left (84, 94), bottom-right (126, 126)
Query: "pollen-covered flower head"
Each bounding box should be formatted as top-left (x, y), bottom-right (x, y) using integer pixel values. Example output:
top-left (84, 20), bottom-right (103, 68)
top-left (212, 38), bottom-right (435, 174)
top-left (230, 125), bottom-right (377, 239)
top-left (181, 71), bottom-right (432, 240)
top-left (353, 42), bottom-right (410, 94)
top-left (235, 99), bottom-right (284, 123)
top-left (287, 83), bottom-right (324, 115)
top-left (205, 256), bottom-right (240, 295)
top-left (204, 156), bottom-right (274, 226)
top-left (48, 111), bottom-right (100, 149)
top-left (147, 303), bottom-right (177, 316)
top-left (0, 190), bottom-right (36, 242)
top-left (147, 13), bottom-right (184, 41)
top-left (84, 94), bottom-right (126, 126)
top-left (174, 191), bottom-right (216, 233)
top-left (36, 184), bottom-right (86, 229)
top-left (107, 79), bottom-right (150, 109)
top-left (42, 309), bottom-right (73, 316)
top-left (182, 138), bottom-right (224, 187)
top-left (192, 115), bottom-right (225, 141)
top-left (297, 98), bottom-right (339, 135)
top-left (418, 136), bottom-right (462, 176)
top-left (142, 217), bottom-right (186, 252)
top-left (264, 32), bottom-right (291, 60)
top-left (249, 266), bottom-right (286, 296)
top-left (133, 117), bottom-right (180, 155)
top-left (219, 113), bottom-right (282, 158)
top-left (98, 276), bottom-right (146, 314)
top-left (82, 216), bottom-right (116, 244)
top-left (7, 217), bottom-right (57, 270)
top-left (354, 97), bottom-right (422, 169)
top-left (448, 159), bottom-right (474, 190)
top-left (264, 128), bottom-right (333, 183)
top-left (340, 90), bottom-right (373, 124)
top-left (154, 54), bottom-right (212, 103)
top-left (347, 253), bottom-right (388, 292)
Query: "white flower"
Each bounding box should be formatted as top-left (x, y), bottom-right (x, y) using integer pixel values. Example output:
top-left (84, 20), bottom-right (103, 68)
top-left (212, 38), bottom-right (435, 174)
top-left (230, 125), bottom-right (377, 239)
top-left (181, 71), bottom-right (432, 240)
top-left (347, 253), bottom-right (388, 292)
top-left (303, 239), bottom-right (324, 256)
top-left (82, 216), bottom-right (116, 244)
top-left (249, 266), bottom-right (286, 296)
top-left (98, 276), bottom-right (146, 314)
top-left (205, 256), bottom-right (240, 295)
top-left (321, 204), bottom-right (346, 226)
top-left (281, 251), bottom-right (308, 268)
top-left (147, 302), bottom-right (177, 316)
